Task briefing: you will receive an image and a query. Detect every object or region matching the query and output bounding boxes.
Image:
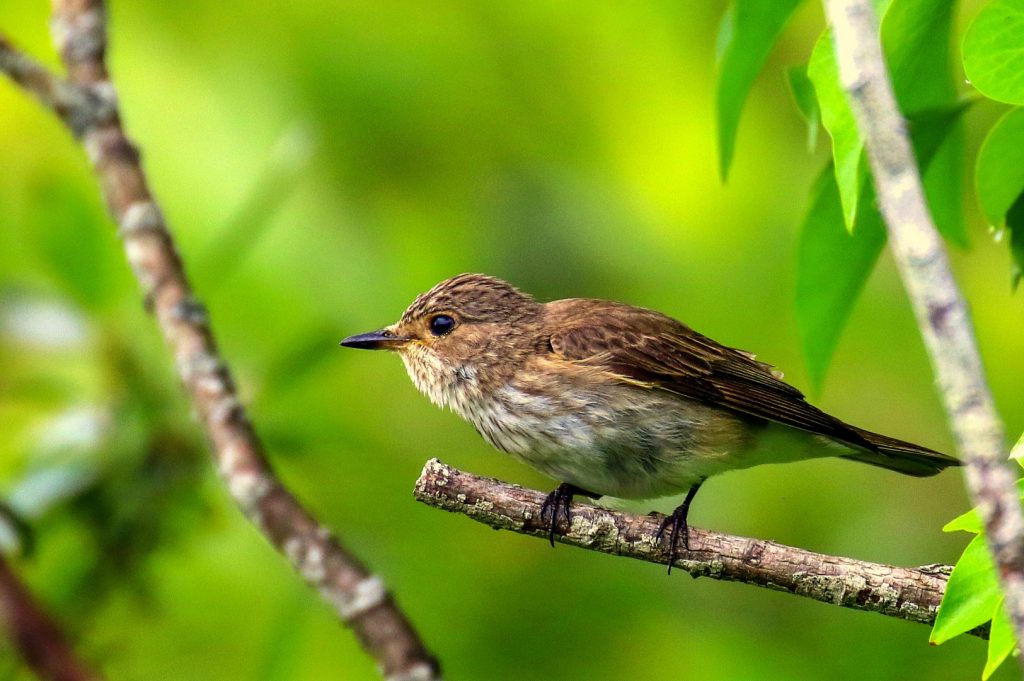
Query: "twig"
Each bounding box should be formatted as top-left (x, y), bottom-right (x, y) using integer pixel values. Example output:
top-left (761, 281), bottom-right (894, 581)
top-left (0, 36), bottom-right (106, 133)
top-left (414, 459), bottom-right (986, 639)
top-left (0, 555), bottom-right (102, 681)
top-left (823, 0), bottom-right (1024, 655)
top-left (1, 5), bottom-right (440, 679)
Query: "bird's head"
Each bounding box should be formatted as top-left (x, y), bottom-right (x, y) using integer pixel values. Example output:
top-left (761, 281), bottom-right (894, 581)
top-left (340, 273), bottom-right (542, 409)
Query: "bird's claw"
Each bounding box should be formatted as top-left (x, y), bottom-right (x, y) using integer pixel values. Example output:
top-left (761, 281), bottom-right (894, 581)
top-left (655, 507), bottom-right (691, 574)
top-left (539, 483), bottom-right (575, 547)
top-left (655, 481), bottom-right (703, 575)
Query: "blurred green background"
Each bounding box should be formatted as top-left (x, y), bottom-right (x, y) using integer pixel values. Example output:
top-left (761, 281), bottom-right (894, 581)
top-left (2, 1), bottom-right (1023, 679)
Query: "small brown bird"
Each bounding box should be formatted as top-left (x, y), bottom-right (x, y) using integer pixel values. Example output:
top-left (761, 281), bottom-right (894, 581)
top-left (341, 274), bottom-right (959, 566)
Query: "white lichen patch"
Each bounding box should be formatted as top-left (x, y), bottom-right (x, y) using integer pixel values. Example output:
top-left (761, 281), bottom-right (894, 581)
top-left (568, 514), bottom-right (620, 548)
top-left (385, 662), bottom-right (441, 681)
top-left (82, 128), bottom-right (107, 166)
top-left (217, 441), bottom-right (244, 475)
top-left (634, 531), bottom-right (662, 554)
top-left (197, 373), bottom-right (227, 397)
top-left (299, 543), bottom-right (326, 583)
top-left (177, 351), bottom-right (220, 385)
top-left (684, 556), bottom-right (725, 578)
top-left (222, 456), bottom-right (271, 509)
top-left (123, 239), bottom-right (154, 283)
top-left (283, 536), bottom-right (304, 565)
top-left (334, 575), bottom-right (387, 622)
top-left (119, 200), bottom-right (163, 236)
top-left (233, 471), bottom-right (270, 506)
top-left (792, 572), bottom-right (850, 605)
top-left (470, 500), bottom-right (493, 513)
top-left (209, 396), bottom-right (242, 426)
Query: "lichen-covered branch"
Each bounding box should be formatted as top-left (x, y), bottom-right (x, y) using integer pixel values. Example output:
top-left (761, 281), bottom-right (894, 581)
top-left (1, 5), bottom-right (439, 679)
top-left (415, 459), bottom-right (984, 638)
top-left (0, 36), bottom-right (107, 133)
top-left (823, 0), bottom-right (1024, 655)
top-left (0, 555), bottom-right (102, 681)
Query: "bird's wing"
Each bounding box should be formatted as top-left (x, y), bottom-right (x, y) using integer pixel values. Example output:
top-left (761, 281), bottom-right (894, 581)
top-left (546, 300), bottom-right (872, 449)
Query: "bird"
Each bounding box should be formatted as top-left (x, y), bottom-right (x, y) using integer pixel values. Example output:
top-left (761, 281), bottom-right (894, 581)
top-left (340, 273), bottom-right (960, 568)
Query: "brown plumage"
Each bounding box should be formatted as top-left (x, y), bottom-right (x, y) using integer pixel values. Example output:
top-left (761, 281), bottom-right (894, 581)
top-left (341, 273), bottom-right (960, 564)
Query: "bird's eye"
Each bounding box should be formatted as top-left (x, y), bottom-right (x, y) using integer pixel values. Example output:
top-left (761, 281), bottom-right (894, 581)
top-left (429, 314), bottom-right (456, 337)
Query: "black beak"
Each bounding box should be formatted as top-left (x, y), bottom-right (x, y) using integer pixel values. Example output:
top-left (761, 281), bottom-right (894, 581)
top-left (339, 329), bottom-right (408, 350)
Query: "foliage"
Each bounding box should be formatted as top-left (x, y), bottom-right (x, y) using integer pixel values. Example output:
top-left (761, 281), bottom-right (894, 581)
top-left (962, 0), bottom-right (1024, 105)
top-left (964, 0), bottom-right (1024, 288)
top-left (716, 0), bottom-right (1024, 676)
top-left (2, 0), bottom-right (1023, 680)
top-left (715, 0), bottom-right (803, 180)
top-left (975, 107), bottom-right (1024, 287)
top-left (935, 505), bottom-right (1020, 678)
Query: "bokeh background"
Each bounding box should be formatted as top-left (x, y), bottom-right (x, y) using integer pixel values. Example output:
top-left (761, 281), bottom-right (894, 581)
top-left (2, 1), bottom-right (1023, 679)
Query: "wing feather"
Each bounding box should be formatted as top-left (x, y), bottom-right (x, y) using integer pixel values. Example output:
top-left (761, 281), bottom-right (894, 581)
top-left (546, 301), bottom-right (872, 449)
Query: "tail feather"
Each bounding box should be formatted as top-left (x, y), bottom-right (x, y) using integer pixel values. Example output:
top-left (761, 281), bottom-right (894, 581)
top-left (840, 427), bottom-right (961, 477)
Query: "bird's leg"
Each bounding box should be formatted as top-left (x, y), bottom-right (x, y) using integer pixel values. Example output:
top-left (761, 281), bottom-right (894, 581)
top-left (655, 481), bottom-right (703, 574)
top-left (539, 483), bottom-right (601, 547)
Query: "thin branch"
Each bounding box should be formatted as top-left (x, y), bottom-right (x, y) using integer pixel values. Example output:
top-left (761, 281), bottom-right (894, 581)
top-left (0, 35), bottom-right (112, 136)
top-left (0, 555), bottom-right (102, 681)
top-left (414, 459), bottom-right (986, 639)
top-left (1, 5), bottom-right (440, 679)
top-left (823, 0), bottom-right (1024, 656)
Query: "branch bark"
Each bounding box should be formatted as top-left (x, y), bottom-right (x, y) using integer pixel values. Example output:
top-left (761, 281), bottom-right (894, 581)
top-left (0, 555), bottom-right (102, 681)
top-left (823, 0), bottom-right (1024, 657)
top-left (1, 6), bottom-right (440, 679)
top-left (415, 458), bottom-right (985, 638)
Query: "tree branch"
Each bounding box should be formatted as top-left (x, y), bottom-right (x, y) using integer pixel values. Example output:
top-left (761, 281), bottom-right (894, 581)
top-left (823, 0), bottom-right (1024, 655)
top-left (0, 555), bottom-right (102, 681)
top-left (0, 36), bottom-right (102, 131)
top-left (1, 5), bottom-right (440, 679)
top-left (414, 459), bottom-right (986, 639)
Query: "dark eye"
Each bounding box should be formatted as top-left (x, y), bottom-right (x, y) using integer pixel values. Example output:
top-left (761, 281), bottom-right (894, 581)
top-left (429, 314), bottom-right (456, 337)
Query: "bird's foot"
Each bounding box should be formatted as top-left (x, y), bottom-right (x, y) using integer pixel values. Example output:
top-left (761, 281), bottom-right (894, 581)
top-left (539, 483), bottom-right (599, 547)
top-left (654, 481), bottom-right (703, 574)
top-left (655, 506), bottom-right (692, 574)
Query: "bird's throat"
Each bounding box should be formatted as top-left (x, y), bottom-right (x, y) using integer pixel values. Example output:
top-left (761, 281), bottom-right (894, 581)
top-left (399, 345), bottom-right (483, 413)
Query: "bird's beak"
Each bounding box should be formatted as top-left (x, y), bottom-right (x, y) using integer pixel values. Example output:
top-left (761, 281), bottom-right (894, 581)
top-left (339, 329), bottom-right (409, 351)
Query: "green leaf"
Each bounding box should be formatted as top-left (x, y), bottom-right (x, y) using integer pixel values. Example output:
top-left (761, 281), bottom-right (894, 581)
top-left (1012, 431), bottom-right (1024, 464)
top-left (808, 29), bottom-right (862, 231)
top-left (932, 534), bottom-right (1000, 644)
top-left (945, 479), bottom-right (1024, 533)
top-left (883, 0), bottom-right (957, 111)
top-left (715, 0), bottom-right (804, 180)
top-left (1008, 191), bottom-right (1024, 289)
top-left (976, 107), bottom-right (1024, 225)
top-left (944, 508), bottom-right (984, 534)
top-left (911, 103), bottom-right (974, 170)
top-left (882, 0), bottom-right (967, 246)
top-left (983, 597), bottom-right (1016, 680)
top-left (976, 106), bottom-right (1024, 286)
top-left (808, 1), bottom-right (965, 241)
top-left (786, 65), bottom-right (820, 151)
top-left (963, 0), bottom-right (1024, 105)
top-left (796, 170), bottom-right (885, 391)
top-left (796, 104), bottom-right (967, 389)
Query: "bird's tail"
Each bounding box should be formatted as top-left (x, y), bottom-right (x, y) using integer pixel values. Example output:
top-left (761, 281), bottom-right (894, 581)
top-left (839, 427), bottom-right (961, 477)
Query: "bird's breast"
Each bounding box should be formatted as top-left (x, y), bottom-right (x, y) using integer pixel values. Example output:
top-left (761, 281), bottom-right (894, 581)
top-left (462, 384), bottom-right (602, 455)
top-left (457, 380), bottom-right (722, 497)
top-left (402, 353), bottom-right (828, 499)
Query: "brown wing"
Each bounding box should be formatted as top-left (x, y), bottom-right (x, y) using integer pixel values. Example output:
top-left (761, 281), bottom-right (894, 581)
top-left (545, 299), bottom-right (873, 450)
